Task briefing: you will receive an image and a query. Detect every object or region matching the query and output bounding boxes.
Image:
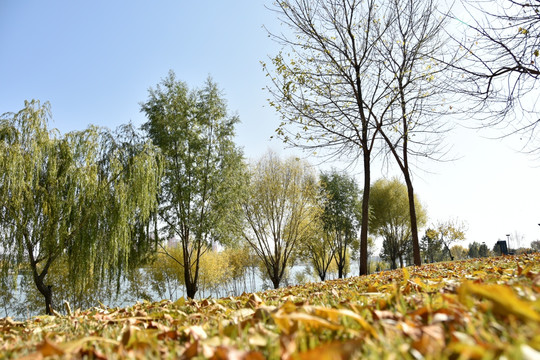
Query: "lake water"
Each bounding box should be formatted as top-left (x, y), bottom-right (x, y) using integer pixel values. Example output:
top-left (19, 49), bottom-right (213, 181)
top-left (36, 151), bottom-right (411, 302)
top-left (2, 262), bottom-right (364, 320)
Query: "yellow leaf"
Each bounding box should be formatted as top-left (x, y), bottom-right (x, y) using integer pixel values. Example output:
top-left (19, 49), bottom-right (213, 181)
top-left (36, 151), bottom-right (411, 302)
top-left (38, 338), bottom-right (65, 357)
top-left (402, 267), bottom-right (410, 284)
top-left (459, 282), bottom-right (540, 322)
top-left (173, 296), bottom-right (186, 307)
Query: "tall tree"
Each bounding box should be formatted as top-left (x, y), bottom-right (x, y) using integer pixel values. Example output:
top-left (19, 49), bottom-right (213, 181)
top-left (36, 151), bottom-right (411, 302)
top-left (264, 0), bottom-right (401, 275)
top-left (369, 178), bottom-right (427, 269)
top-left (140, 72), bottom-right (245, 299)
top-left (0, 100), bottom-right (161, 314)
top-left (319, 171), bottom-right (361, 278)
top-left (242, 152), bottom-right (318, 289)
top-left (376, 0), bottom-right (454, 267)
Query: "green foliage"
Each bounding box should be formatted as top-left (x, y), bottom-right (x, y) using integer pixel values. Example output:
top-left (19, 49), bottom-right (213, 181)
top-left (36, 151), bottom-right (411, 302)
top-left (318, 170), bottom-right (361, 278)
top-left (369, 178), bottom-right (427, 269)
top-left (421, 231), bottom-right (444, 263)
top-left (242, 151), bottom-right (319, 289)
top-left (0, 100), bottom-right (161, 314)
top-left (468, 242), bottom-right (490, 259)
top-left (140, 71), bottom-right (246, 298)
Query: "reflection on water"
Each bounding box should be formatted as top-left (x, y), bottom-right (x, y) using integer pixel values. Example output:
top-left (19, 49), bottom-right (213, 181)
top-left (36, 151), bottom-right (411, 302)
top-left (2, 263), bottom-right (362, 320)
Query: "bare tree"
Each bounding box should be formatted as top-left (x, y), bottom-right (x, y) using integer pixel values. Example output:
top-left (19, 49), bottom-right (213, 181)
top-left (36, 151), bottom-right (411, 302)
top-left (264, 0), bottom-right (456, 272)
top-left (376, 0), bottom-right (455, 266)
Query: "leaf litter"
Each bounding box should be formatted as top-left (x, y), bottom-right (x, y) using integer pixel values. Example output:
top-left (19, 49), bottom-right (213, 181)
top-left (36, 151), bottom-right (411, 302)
top-left (1, 253), bottom-right (539, 359)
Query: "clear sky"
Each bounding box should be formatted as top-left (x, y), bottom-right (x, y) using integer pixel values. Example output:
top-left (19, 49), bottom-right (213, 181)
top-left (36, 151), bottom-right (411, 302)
top-left (1, 1), bottom-right (539, 251)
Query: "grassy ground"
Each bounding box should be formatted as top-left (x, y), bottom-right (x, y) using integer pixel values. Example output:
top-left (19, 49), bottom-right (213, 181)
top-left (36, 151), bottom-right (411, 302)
top-left (1, 253), bottom-right (539, 359)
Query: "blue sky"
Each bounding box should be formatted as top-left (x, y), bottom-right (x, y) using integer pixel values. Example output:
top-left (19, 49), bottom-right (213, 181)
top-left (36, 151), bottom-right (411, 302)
top-left (0, 0), bottom-right (279, 155)
top-left (1, 0), bottom-right (539, 251)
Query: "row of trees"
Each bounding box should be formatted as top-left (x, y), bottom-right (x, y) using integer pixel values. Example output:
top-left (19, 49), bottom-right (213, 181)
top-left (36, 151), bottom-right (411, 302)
top-left (0, 82), bottom-right (452, 315)
top-left (0, 75), bottom-right (367, 315)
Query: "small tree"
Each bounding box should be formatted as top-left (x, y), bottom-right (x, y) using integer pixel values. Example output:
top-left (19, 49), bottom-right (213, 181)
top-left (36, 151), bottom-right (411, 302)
top-left (242, 152), bottom-right (319, 289)
top-left (319, 171), bottom-right (361, 278)
top-left (0, 100), bottom-right (161, 314)
top-left (369, 178), bottom-right (427, 269)
top-left (298, 218), bottom-right (336, 282)
top-left (468, 242), bottom-right (481, 259)
top-left (450, 245), bottom-right (468, 261)
top-left (426, 220), bottom-right (467, 261)
top-left (421, 231), bottom-right (443, 263)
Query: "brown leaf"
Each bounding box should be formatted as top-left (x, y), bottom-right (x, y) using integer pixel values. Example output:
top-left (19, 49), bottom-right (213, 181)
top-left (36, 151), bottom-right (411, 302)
top-left (295, 340), bottom-right (363, 360)
top-left (37, 338), bottom-right (65, 357)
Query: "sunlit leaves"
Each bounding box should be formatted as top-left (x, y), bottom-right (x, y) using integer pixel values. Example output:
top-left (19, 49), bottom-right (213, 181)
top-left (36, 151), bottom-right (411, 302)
top-left (1, 254), bottom-right (539, 359)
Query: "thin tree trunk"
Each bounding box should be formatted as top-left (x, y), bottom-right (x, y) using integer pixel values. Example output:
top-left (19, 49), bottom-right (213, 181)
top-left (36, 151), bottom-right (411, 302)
top-left (403, 174), bottom-right (422, 266)
top-left (359, 149), bottom-right (371, 276)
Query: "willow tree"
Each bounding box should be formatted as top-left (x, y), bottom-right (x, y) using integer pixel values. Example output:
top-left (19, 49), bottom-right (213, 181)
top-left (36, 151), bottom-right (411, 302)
top-left (369, 178), bottom-right (427, 269)
top-left (242, 152), bottom-right (319, 289)
top-left (140, 71), bottom-right (246, 299)
top-left (263, 0), bottom-right (397, 275)
top-left (0, 100), bottom-right (161, 315)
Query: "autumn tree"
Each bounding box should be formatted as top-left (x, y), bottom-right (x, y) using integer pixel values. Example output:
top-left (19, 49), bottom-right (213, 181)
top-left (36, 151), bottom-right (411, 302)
top-left (369, 178), bottom-right (427, 269)
top-left (0, 100), bottom-right (161, 314)
top-left (140, 72), bottom-right (246, 299)
top-left (426, 220), bottom-right (467, 261)
top-left (298, 216), bottom-right (335, 282)
top-left (242, 152), bottom-right (318, 289)
top-left (319, 171), bottom-right (361, 278)
top-left (264, 0), bottom-right (398, 275)
top-left (146, 245), bottom-right (184, 300)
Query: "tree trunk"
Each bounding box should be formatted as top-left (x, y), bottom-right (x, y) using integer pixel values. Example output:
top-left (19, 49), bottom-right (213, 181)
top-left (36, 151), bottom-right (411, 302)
top-left (33, 273), bottom-right (53, 315)
top-left (359, 150), bottom-right (371, 276)
top-left (338, 263), bottom-right (344, 279)
top-left (185, 278), bottom-right (198, 299)
top-left (403, 174), bottom-right (422, 267)
top-left (184, 262), bottom-right (198, 299)
top-left (270, 264), bottom-right (281, 289)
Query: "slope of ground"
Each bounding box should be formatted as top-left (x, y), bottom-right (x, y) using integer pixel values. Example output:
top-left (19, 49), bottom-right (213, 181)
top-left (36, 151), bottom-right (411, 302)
top-left (1, 254), bottom-right (539, 359)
